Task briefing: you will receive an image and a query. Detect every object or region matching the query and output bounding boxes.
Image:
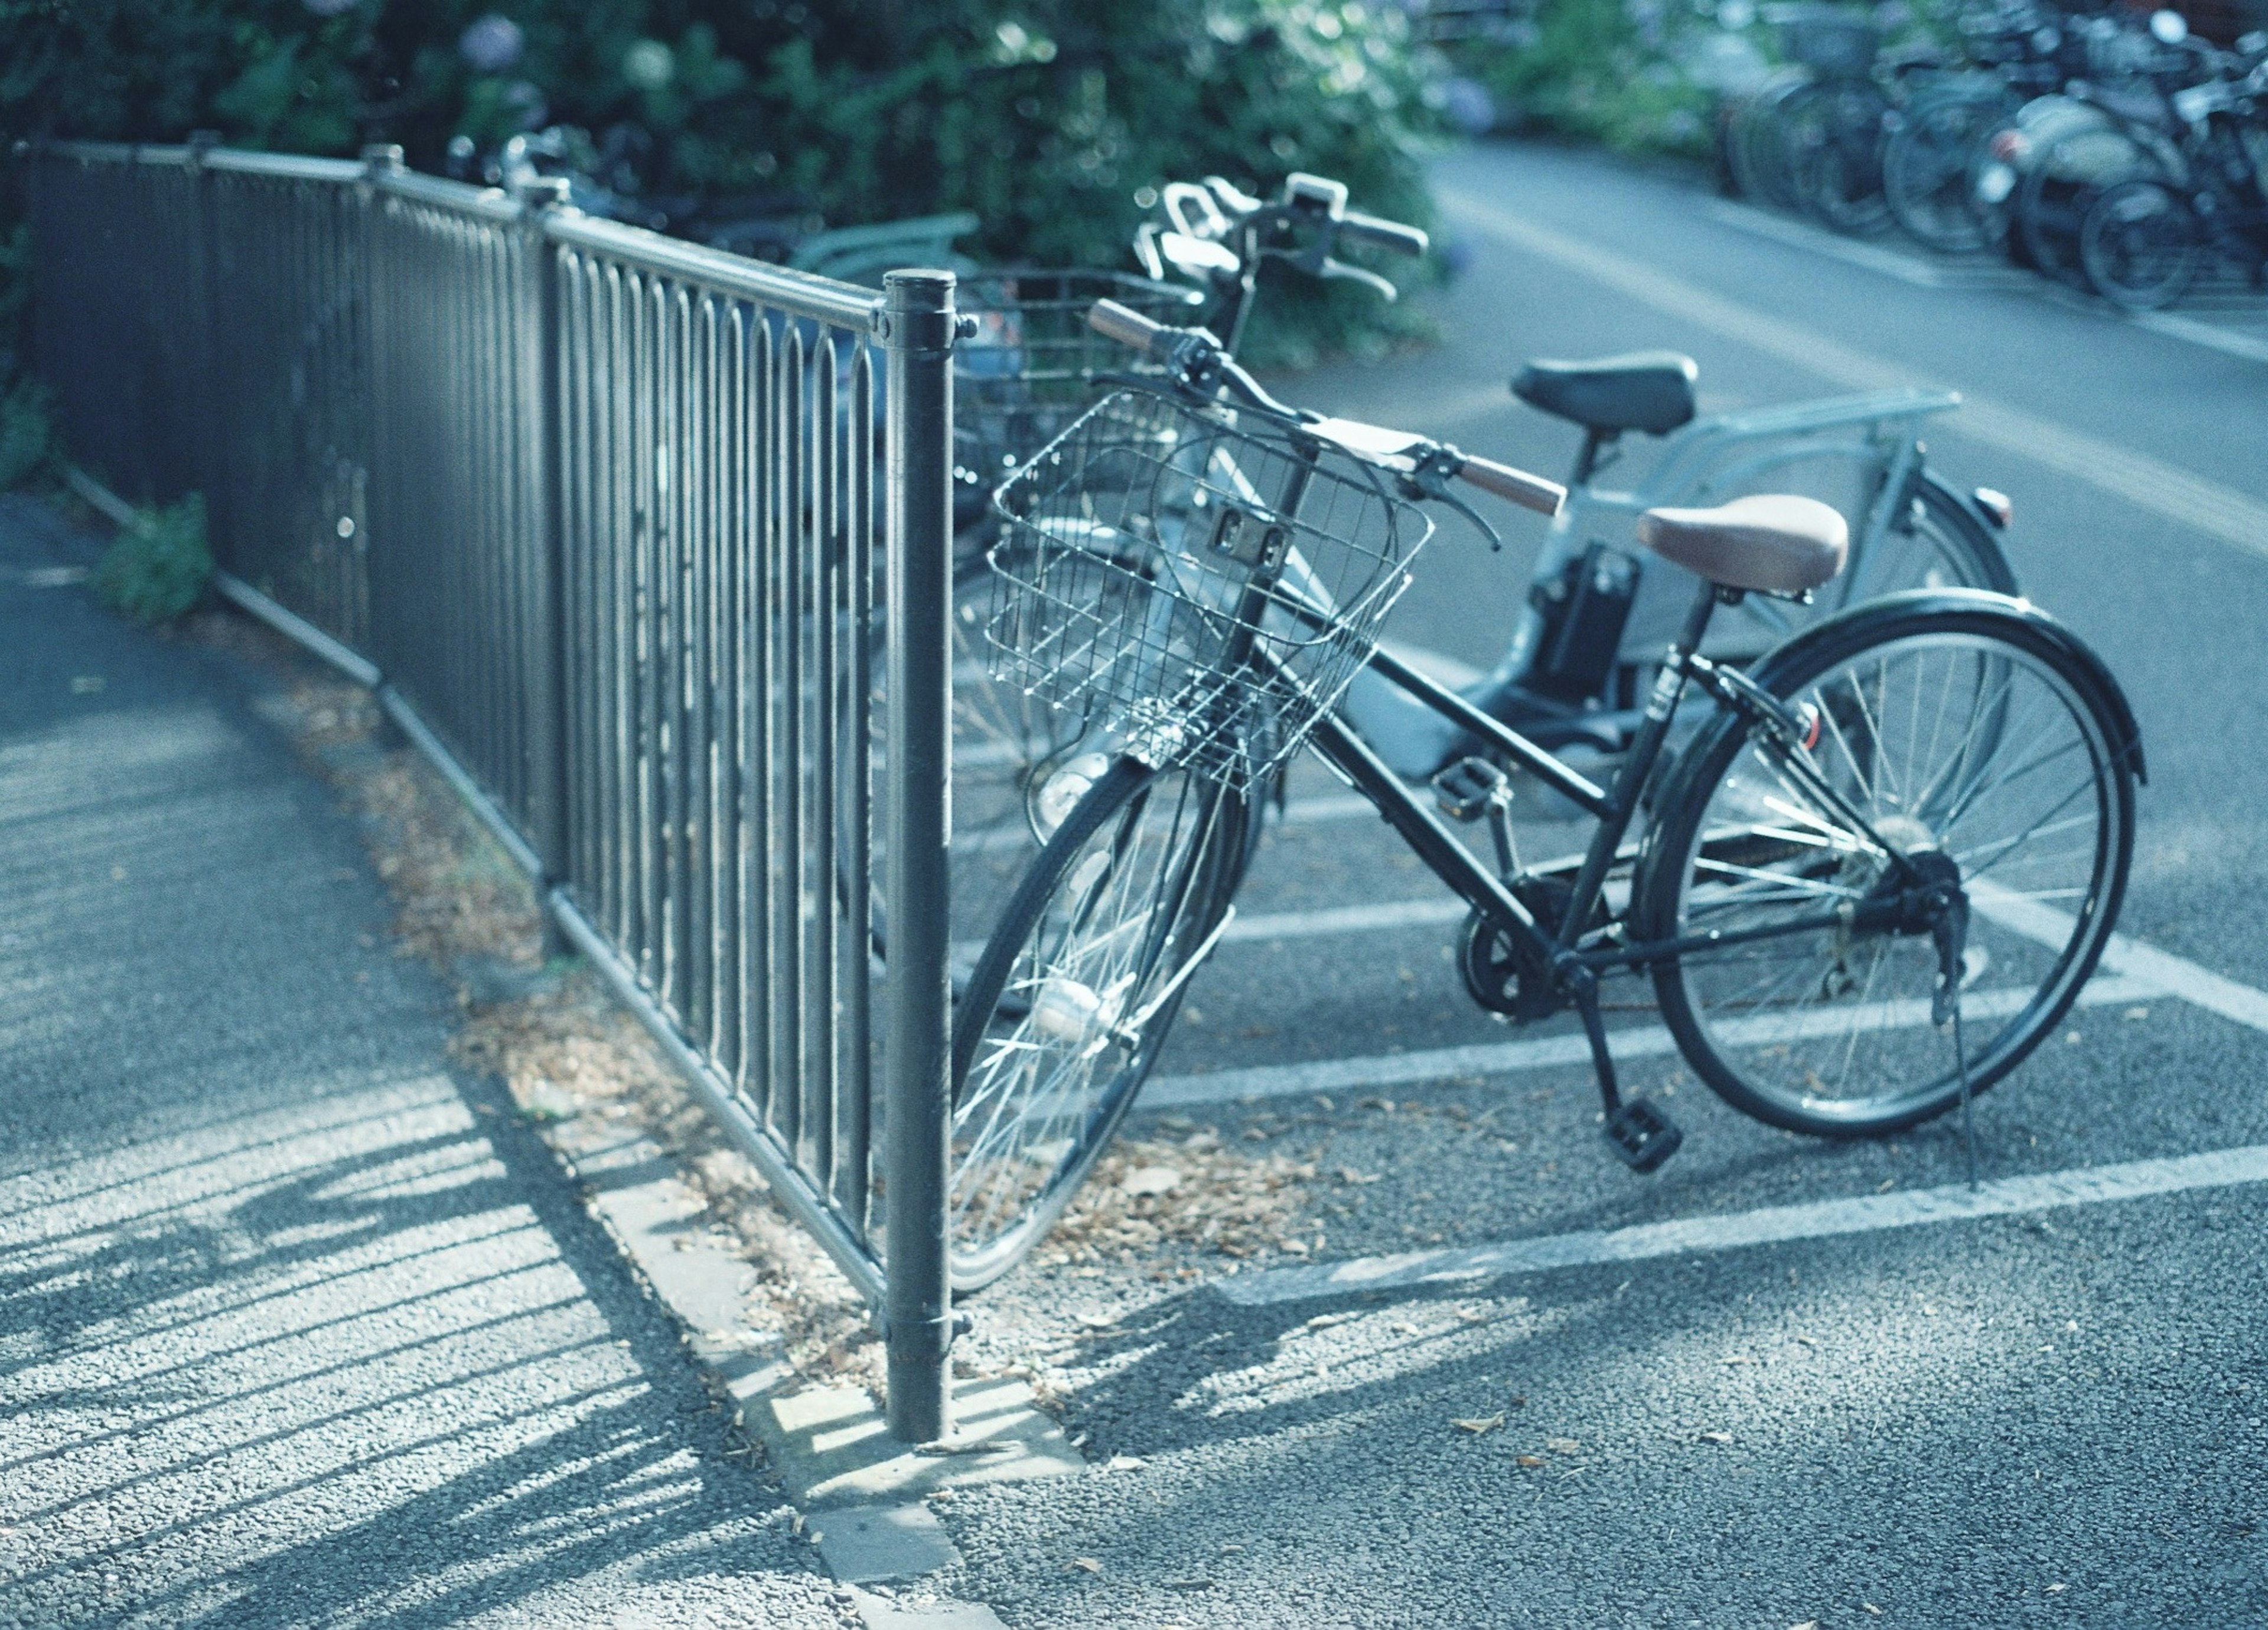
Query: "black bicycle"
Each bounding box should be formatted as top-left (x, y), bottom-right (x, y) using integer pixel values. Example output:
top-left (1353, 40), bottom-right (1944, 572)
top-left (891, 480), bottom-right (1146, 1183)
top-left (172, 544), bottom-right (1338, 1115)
top-left (944, 300), bottom-right (2143, 1289)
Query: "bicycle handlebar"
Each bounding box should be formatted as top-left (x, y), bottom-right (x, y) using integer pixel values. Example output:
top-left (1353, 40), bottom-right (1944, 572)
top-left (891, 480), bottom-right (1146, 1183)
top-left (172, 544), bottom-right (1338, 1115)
top-left (1086, 298), bottom-right (1167, 353)
top-left (1452, 453), bottom-right (1567, 516)
top-left (1338, 210), bottom-right (1429, 258)
top-left (1083, 300), bottom-right (1563, 520)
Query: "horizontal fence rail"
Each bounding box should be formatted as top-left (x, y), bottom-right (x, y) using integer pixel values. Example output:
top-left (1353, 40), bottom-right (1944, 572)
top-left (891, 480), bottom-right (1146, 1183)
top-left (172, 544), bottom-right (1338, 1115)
top-left (24, 139), bottom-right (958, 1439)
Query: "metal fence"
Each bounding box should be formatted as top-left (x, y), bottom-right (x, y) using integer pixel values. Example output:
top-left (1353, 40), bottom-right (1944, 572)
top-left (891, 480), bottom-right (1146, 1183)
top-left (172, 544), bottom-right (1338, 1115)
top-left (26, 139), bottom-right (958, 1440)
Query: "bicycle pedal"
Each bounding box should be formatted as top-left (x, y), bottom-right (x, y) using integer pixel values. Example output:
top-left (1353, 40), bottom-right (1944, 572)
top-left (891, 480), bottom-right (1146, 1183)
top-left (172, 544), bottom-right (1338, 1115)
top-left (1431, 756), bottom-right (1507, 822)
top-left (1602, 1098), bottom-right (1683, 1173)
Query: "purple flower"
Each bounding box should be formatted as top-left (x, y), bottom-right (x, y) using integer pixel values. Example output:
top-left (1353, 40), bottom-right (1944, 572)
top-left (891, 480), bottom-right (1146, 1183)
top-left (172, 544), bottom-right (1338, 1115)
top-left (460, 14), bottom-right (524, 74)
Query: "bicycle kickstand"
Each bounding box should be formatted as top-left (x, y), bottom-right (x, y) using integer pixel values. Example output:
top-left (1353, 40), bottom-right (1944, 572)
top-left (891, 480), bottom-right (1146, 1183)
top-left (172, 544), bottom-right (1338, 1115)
top-left (1565, 965), bottom-right (1683, 1173)
top-left (1932, 887), bottom-right (1981, 1192)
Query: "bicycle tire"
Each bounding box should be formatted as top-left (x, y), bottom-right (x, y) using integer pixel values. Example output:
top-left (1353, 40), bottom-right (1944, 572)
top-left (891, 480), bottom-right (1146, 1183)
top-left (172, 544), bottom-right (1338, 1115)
top-left (1730, 70), bottom-right (1819, 210)
top-left (2079, 177), bottom-right (2204, 311)
top-left (1884, 89), bottom-right (2009, 253)
top-left (1634, 593), bottom-right (2137, 1137)
top-left (947, 755), bottom-right (1252, 1290)
top-left (1785, 77), bottom-right (1894, 236)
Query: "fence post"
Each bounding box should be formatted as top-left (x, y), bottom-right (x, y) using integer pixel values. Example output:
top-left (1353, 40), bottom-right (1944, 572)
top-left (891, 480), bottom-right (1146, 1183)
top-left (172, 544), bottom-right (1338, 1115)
top-left (880, 268), bottom-right (957, 1444)
top-left (513, 175), bottom-right (573, 956)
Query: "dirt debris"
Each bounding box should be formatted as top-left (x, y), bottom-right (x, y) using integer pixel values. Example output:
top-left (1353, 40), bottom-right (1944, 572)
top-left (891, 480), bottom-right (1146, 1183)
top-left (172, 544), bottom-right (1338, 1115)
top-left (193, 605), bottom-right (1332, 1400)
top-left (195, 611), bottom-right (882, 1393)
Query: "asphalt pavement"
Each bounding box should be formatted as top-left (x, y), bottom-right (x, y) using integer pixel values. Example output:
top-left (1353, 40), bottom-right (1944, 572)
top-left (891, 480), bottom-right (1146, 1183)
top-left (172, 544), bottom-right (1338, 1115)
top-left (8, 135), bottom-right (2268, 1629)
top-left (934, 139), bottom-right (2268, 1628)
top-left (0, 497), bottom-right (846, 1628)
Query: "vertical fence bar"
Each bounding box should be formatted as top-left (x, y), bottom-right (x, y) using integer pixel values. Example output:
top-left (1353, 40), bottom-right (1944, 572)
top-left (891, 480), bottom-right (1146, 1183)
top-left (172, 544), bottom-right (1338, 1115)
top-left (515, 178), bottom-right (571, 933)
top-left (881, 269), bottom-right (957, 1444)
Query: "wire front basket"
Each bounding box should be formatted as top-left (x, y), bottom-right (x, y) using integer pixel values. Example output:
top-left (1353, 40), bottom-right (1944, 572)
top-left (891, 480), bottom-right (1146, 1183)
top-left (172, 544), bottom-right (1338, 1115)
top-left (953, 270), bottom-right (1207, 525)
top-left (983, 386), bottom-right (1434, 786)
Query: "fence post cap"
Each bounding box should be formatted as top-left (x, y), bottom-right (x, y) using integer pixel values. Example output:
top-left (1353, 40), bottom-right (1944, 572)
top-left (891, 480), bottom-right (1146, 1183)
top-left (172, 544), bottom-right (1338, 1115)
top-left (512, 176), bottom-right (573, 211)
top-left (881, 268), bottom-right (957, 302)
top-left (360, 143), bottom-right (406, 173)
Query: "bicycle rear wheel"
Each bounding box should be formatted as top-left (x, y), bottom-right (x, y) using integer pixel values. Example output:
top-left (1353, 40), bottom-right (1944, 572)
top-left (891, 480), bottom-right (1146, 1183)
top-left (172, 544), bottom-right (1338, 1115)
top-left (2080, 178), bottom-right (2204, 311)
top-left (1634, 595), bottom-right (2137, 1137)
top-left (948, 756), bottom-right (1252, 1290)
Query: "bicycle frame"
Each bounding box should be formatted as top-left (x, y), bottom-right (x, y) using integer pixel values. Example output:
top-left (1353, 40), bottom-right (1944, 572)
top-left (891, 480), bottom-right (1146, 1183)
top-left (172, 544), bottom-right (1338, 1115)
top-left (1304, 579), bottom-right (1930, 1124)
top-left (1340, 385), bottom-right (1961, 780)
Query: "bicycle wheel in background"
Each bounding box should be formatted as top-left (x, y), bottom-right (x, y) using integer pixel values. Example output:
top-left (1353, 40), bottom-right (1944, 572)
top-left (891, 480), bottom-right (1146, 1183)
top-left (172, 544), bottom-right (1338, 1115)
top-left (1784, 77), bottom-right (1894, 235)
top-left (1728, 69), bottom-right (1819, 210)
top-left (948, 756), bottom-right (1253, 1290)
top-left (2080, 177), bottom-right (2205, 310)
top-left (1634, 594), bottom-right (2137, 1137)
top-left (1884, 88), bottom-right (2010, 252)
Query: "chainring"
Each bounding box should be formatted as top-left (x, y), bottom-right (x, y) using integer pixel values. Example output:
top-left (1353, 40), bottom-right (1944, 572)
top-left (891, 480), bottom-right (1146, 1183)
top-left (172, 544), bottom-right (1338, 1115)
top-left (1459, 876), bottom-right (1605, 1024)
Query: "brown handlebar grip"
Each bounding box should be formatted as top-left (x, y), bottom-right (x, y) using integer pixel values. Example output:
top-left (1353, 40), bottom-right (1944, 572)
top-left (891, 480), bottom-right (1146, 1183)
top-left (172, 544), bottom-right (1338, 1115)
top-left (1457, 454), bottom-right (1566, 517)
top-left (1087, 298), bottom-right (1167, 356)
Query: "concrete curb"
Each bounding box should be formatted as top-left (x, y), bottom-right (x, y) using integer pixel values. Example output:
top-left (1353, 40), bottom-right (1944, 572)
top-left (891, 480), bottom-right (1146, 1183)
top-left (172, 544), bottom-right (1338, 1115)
top-left (526, 1112), bottom-right (1071, 1627)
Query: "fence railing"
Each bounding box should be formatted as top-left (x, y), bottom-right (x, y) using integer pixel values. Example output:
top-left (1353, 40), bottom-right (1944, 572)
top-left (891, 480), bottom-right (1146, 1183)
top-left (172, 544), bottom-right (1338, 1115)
top-left (26, 139), bottom-right (959, 1440)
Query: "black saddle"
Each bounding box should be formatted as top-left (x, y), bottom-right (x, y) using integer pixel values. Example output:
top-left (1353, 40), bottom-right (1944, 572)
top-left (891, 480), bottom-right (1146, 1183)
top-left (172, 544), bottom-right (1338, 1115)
top-left (1512, 352), bottom-right (1699, 438)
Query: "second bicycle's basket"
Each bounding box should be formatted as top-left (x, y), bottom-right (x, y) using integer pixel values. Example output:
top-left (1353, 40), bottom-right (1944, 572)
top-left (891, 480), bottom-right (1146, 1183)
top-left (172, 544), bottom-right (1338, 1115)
top-left (953, 270), bottom-right (1205, 528)
top-left (984, 385), bottom-right (1435, 785)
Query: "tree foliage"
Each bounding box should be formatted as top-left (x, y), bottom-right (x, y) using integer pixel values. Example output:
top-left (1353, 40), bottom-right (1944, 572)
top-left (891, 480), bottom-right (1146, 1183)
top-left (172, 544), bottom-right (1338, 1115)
top-left (2, 0), bottom-right (1446, 370)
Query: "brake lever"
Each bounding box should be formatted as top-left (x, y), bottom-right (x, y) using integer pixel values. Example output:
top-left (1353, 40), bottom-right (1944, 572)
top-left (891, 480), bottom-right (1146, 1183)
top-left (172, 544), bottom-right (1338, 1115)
top-left (1318, 256), bottom-right (1399, 302)
top-left (1403, 444), bottom-right (1503, 551)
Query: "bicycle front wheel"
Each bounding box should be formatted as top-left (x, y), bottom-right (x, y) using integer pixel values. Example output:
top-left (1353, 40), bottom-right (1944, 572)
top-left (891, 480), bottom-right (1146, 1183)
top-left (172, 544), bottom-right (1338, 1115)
top-left (1634, 596), bottom-right (2137, 1137)
top-left (949, 756), bottom-right (1252, 1290)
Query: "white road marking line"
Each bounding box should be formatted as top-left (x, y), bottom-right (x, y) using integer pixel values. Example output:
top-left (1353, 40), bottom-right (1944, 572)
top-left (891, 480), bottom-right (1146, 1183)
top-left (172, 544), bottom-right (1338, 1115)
top-left (1972, 879), bottom-right (2268, 1035)
top-left (1216, 1140), bottom-right (2268, 1306)
top-left (1143, 972), bottom-right (2164, 1109)
top-left (954, 792), bottom-right (1383, 856)
top-left (1706, 200), bottom-right (2028, 290)
top-left (2128, 310), bottom-right (2268, 368)
top-left (1219, 897), bottom-right (1467, 944)
top-left (1443, 187), bottom-right (2268, 565)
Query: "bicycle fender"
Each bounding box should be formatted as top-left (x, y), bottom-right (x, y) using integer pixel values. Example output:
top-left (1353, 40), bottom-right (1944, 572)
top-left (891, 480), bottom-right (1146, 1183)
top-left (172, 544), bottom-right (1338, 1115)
top-left (1748, 588), bottom-right (2146, 785)
top-left (1628, 587), bottom-right (2145, 942)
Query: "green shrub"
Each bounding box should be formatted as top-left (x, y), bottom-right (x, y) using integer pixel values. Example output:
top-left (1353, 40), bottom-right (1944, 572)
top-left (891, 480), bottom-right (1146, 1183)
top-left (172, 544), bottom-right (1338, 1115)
top-left (1, 0), bottom-right (1449, 363)
top-left (1449, 0), bottom-right (1726, 162)
top-left (93, 493), bottom-right (213, 625)
top-left (0, 375), bottom-right (48, 490)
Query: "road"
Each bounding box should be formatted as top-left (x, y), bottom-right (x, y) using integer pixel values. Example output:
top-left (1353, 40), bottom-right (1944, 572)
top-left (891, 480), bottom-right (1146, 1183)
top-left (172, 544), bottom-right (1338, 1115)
top-left (0, 497), bottom-right (847, 1629)
top-left (941, 139), bottom-right (2268, 1628)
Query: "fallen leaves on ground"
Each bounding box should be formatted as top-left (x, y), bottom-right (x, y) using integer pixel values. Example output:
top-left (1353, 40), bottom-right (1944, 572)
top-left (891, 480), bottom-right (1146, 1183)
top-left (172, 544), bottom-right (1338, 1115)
top-left (1068, 1557), bottom-right (1103, 1575)
top-left (210, 615), bottom-right (885, 1396)
top-left (1546, 1437), bottom-right (1579, 1454)
top-left (1514, 1453), bottom-right (1546, 1468)
top-left (1451, 1414), bottom-right (1505, 1436)
top-left (1036, 1130), bottom-right (1321, 1267)
top-left (1699, 1430), bottom-right (1733, 1445)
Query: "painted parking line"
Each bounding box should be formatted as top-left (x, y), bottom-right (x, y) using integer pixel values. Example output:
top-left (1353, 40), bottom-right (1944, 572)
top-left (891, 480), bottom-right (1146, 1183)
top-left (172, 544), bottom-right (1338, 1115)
top-left (954, 792), bottom-right (1384, 857)
top-left (1711, 197), bottom-right (2268, 370)
top-left (1143, 972), bottom-right (2165, 1110)
top-left (1216, 1139), bottom-right (2268, 1306)
top-left (1219, 896), bottom-right (1466, 945)
top-left (1443, 187), bottom-right (2268, 566)
top-left (1972, 879), bottom-right (2268, 1036)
